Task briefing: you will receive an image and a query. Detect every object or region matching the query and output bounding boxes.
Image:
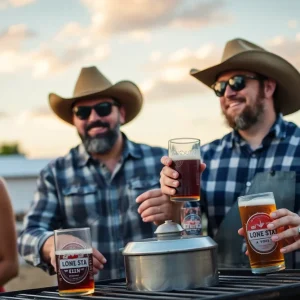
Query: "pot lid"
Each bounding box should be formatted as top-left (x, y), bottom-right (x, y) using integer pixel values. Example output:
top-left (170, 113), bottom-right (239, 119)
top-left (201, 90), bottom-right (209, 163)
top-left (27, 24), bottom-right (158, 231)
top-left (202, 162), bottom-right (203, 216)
top-left (122, 220), bottom-right (217, 256)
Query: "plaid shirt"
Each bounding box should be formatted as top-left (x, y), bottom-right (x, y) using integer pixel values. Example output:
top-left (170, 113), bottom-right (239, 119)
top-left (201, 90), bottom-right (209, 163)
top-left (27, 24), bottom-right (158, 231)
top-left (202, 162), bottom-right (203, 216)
top-left (200, 114), bottom-right (300, 266)
top-left (18, 134), bottom-right (167, 280)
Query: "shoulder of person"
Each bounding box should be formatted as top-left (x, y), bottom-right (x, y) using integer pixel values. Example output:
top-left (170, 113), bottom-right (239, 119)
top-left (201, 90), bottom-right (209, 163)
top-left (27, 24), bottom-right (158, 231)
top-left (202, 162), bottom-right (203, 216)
top-left (39, 145), bottom-right (80, 174)
top-left (129, 140), bottom-right (167, 154)
top-left (283, 119), bottom-right (300, 137)
top-left (201, 132), bottom-right (232, 154)
top-left (0, 176), bottom-right (7, 189)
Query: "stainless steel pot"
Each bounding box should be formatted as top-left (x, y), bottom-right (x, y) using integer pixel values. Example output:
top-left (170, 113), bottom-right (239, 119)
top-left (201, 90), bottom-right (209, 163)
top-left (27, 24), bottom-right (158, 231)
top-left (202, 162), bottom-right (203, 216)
top-left (122, 220), bottom-right (218, 291)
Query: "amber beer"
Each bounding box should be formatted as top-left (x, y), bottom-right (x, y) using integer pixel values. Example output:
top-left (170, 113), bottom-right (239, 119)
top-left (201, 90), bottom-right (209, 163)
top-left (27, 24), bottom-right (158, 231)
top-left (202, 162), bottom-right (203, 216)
top-left (55, 248), bottom-right (94, 296)
top-left (171, 157), bottom-right (201, 201)
top-left (168, 138), bottom-right (201, 202)
top-left (238, 192), bottom-right (285, 274)
top-left (54, 227), bottom-right (94, 296)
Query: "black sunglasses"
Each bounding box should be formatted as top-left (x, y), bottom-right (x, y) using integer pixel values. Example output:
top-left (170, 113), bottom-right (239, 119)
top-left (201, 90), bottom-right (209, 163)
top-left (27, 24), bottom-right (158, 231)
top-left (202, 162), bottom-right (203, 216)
top-left (211, 75), bottom-right (263, 97)
top-left (73, 102), bottom-right (120, 120)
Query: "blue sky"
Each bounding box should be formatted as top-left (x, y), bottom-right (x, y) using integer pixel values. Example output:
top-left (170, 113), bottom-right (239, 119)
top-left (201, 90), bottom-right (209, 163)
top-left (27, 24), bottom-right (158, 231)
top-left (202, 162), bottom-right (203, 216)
top-left (0, 0), bottom-right (300, 157)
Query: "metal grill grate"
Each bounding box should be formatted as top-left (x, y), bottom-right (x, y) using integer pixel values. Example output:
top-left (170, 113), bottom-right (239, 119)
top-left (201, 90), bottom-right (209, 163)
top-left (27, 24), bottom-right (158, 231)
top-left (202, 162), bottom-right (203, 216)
top-left (2, 269), bottom-right (300, 300)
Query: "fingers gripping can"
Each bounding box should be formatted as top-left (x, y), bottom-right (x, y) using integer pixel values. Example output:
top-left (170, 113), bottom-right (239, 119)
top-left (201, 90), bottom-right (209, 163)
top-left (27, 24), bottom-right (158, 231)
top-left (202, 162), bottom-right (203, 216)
top-left (168, 138), bottom-right (201, 202)
top-left (54, 228), bottom-right (94, 296)
top-left (238, 192), bottom-right (285, 274)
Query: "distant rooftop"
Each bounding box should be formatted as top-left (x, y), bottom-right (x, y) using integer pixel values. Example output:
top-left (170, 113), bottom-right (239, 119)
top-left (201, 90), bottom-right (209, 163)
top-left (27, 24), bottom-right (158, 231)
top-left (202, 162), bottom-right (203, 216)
top-left (0, 155), bottom-right (53, 178)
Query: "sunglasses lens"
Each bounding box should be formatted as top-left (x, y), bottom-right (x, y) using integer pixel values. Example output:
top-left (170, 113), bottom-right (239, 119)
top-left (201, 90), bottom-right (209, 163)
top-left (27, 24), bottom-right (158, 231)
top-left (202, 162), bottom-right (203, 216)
top-left (94, 103), bottom-right (112, 117)
top-left (74, 102), bottom-right (114, 119)
top-left (229, 76), bottom-right (246, 92)
top-left (74, 107), bottom-right (91, 120)
top-left (213, 82), bottom-right (227, 97)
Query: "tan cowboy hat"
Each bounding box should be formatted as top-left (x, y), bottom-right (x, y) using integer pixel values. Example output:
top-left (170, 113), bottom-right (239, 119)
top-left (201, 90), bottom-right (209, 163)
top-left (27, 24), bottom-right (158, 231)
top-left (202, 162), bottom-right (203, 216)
top-left (190, 38), bottom-right (300, 115)
top-left (49, 66), bottom-right (143, 125)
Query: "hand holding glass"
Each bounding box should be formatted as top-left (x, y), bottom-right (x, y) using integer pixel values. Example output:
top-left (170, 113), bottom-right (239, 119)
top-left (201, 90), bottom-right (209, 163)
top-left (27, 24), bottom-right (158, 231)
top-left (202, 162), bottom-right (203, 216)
top-left (238, 192), bottom-right (285, 274)
top-left (168, 138), bottom-right (201, 202)
top-left (54, 227), bottom-right (94, 296)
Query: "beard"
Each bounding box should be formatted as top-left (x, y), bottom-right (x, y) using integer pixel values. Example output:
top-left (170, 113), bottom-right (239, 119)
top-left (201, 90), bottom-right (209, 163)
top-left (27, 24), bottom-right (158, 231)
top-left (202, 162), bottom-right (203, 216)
top-left (79, 119), bottom-right (120, 155)
top-left (223, 88), bottom-right (265, 131)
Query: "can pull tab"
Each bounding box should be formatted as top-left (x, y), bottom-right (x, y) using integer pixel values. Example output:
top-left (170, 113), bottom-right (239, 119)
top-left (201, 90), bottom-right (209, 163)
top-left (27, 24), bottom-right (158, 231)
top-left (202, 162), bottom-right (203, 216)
top-left (154, 220), bottom-right (184, 240)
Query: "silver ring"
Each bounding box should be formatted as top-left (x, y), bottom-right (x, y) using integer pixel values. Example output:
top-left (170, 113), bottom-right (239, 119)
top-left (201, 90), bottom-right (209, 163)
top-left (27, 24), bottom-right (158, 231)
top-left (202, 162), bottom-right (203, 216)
top-left (298, 227), bottom-right (300, 235)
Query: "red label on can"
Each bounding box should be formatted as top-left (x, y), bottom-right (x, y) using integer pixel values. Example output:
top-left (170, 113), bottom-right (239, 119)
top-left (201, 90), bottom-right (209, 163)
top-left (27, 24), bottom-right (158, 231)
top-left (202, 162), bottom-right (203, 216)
top-left (246, 213), bottom-right (277, 254)
top-left (181, 207), bottom-right (202, 235)
top-left (56, 243), bottom-right (92, 285)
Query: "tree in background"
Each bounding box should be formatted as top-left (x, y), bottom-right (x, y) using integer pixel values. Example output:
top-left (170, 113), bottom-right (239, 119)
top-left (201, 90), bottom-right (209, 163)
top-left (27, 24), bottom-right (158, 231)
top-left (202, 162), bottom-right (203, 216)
top-left (0, 143), bottom-right (24, 156)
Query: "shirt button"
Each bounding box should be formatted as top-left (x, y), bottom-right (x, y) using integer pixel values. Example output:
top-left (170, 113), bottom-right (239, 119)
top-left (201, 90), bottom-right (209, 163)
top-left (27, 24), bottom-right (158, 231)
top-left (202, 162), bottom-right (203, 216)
top-left (246, 181), bottom-right (251, 187)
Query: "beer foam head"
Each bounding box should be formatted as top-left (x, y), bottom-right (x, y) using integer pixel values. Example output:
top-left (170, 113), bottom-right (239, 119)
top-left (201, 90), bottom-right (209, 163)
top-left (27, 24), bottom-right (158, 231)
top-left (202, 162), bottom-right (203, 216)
top-left (238, 197), bottom-right (275, 207)
top-left (171, 155), bottom-right (200, 160)
top-left (55, 248), bottom-right (92, 255)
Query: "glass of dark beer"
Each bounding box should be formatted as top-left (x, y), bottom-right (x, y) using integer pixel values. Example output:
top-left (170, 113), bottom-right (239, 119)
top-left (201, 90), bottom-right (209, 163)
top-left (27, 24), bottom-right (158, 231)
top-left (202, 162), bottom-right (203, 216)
top-left (54, 227), bottom-right (94, 296)
top-left (169, 138), bottom-right (201, 202)
top-left (238, 192), bottom-right (285, 274)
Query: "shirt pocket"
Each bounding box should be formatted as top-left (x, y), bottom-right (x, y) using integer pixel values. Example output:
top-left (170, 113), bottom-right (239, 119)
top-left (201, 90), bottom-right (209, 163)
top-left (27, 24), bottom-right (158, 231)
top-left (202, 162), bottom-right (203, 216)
top-left (127, 176), bottom-right (160, 211)
top-left (62, 184), bottom-right (98, 227)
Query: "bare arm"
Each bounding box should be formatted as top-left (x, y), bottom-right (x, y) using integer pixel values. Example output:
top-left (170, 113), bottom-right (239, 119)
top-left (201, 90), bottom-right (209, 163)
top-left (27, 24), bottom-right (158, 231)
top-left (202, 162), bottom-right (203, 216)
top-left (0, 178), bottom-right (18, 286)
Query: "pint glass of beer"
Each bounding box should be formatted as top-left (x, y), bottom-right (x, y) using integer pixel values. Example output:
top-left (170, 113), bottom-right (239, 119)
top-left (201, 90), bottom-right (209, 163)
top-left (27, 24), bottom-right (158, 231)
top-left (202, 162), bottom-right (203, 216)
top-left (168, 138), bottom-right (201, 202)
top-left (238, 192), bottom-right (285, 274)
top-left (54, 227), bottom-right (94, 296)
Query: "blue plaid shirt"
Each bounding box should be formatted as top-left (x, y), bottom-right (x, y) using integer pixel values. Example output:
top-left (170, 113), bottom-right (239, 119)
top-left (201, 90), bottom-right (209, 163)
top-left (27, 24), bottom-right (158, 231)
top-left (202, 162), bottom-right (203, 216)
top-left (200, 114), bottom-right (300, 266)
top-left (18, 134), bottom-right (167, 280)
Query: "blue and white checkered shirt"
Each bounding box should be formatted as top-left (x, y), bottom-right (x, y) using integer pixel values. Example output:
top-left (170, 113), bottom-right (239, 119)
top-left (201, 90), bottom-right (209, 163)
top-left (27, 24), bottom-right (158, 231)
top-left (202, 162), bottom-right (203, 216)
top-left (18, 134), bottom-right (167, 280)
top-left (200, 114), bottom-right (300, 266)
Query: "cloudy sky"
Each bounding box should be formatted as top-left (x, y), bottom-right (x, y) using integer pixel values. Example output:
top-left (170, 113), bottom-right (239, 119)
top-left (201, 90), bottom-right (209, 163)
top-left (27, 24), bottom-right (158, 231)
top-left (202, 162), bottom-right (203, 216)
top-left (0, 0), bottom-right (300, 158)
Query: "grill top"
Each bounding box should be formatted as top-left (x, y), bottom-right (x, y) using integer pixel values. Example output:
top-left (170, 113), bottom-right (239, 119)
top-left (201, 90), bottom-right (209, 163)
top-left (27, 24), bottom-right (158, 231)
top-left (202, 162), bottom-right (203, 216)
top-left (1, 269), bottom-right (300, 300)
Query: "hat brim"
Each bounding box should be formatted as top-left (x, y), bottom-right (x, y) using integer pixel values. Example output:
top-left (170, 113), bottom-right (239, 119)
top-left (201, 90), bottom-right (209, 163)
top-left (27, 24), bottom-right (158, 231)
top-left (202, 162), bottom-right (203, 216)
top-left (190, 50), bottom-right (300, 115)
top-left (49, 81), bottom-right (143, 125)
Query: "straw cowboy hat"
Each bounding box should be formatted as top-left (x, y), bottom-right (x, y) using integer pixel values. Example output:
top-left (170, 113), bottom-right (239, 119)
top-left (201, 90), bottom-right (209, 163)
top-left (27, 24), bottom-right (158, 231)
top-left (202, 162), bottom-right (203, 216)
top-left (190, 38), bottom-right (300, 115)
top-left (49, 66), bottom-right (143, 125)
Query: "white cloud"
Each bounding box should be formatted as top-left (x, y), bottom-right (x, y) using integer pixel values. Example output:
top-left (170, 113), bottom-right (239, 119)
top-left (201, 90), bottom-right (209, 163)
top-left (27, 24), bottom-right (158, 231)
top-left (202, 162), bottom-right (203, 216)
top-left (265, 36), bottom-right (300, 70)
top-left (0, 112), bottom-right (8, 119)
top-left (141, 42), bottom-right (223, 101)
top-left (81, 0), bottom-right (231, 35)
top-left (195, 43), bottom-right (214, 60)
top-left (0, 0), bottom-right (35, 9)
top-left (127, 30), bottom-right (152, 43)
top-left (0, 50), bottom-right (30, 73)
top-left (150, 51), bottom-right (162, 62)
top-left (0, 0), bottom-right (230, 78)
top-left (0, 24), bottom-right (36, 50)
top-left (288, 19), bottom-right (298, 29)
top-left (86, 44), bottom-right (110, 61)
top-left (169, 48), bottom-right (192, 63)
top-left (54, 22), bottom-right (85, 42)
top-left (266, 36), bottom-right (285, 47)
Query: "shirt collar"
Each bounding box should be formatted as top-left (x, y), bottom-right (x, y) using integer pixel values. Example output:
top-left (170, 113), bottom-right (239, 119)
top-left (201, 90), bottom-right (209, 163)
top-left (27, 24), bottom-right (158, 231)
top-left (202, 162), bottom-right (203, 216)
top-left (230, 113), bottom-right (287, 149)
top-left (76, 132), bottom-right (143, 167)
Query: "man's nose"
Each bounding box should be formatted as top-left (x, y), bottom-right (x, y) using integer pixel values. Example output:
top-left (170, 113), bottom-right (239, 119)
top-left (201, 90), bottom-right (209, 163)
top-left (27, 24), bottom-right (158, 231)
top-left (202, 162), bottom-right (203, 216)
top-left (223, 84), bottom-right (237, 98)
top-left (88, 108), bottom-right (101, 121)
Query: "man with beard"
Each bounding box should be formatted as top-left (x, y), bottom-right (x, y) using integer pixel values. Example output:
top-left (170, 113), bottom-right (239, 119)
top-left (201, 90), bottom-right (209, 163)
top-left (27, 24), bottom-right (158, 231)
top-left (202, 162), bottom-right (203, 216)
top-left (140, 38), bottom-right (300, 269)
top-left (17, 66), bottom-right (176, 280)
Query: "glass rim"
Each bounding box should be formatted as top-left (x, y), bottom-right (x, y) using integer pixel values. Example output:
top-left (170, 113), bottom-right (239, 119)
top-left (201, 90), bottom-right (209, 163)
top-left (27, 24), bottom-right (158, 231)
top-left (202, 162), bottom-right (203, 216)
top-left (238, 192), bottom-right (274, 202)
top-left (54, 227), bottom-right (90, 234)
top-left (168, 138), bottom-right (200, 144)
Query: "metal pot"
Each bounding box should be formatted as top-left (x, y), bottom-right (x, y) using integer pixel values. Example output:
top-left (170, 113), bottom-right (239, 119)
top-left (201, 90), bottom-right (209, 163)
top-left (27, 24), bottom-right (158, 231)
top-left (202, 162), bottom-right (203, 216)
top-left (122, 220), bottom-right (218, 291)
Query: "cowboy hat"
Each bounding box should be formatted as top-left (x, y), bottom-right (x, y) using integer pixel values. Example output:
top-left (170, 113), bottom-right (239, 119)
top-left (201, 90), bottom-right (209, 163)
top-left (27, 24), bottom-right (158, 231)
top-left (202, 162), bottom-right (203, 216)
top-left (49, 66), bottom-right (143, 125)
top-left (190, 38), bottom-right (300, 115)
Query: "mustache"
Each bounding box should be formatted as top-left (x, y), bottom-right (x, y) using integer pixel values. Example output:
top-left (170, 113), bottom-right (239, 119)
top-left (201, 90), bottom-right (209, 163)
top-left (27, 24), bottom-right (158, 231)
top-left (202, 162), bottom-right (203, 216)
top-left (227, 95), bottom-right (246, 102)
top-left (85, 121), bottom-right (110, 132)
